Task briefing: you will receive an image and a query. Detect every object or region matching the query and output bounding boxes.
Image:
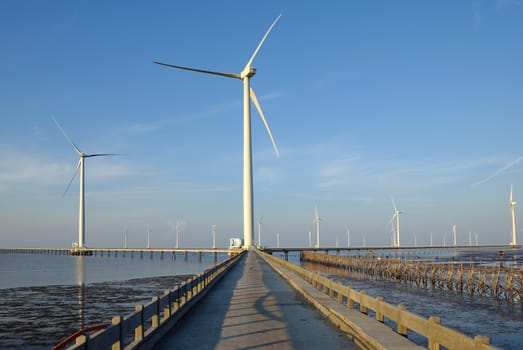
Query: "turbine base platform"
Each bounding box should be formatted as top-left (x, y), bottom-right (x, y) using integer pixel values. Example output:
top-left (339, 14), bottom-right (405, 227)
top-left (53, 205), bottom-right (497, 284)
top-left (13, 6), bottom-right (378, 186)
top-left (70, 248), bottom-right (93, 256)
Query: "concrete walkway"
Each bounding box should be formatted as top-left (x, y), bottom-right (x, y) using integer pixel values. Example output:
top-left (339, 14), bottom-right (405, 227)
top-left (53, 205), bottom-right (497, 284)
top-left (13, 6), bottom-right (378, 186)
top-left (156, 251), bottom-right (359, 349)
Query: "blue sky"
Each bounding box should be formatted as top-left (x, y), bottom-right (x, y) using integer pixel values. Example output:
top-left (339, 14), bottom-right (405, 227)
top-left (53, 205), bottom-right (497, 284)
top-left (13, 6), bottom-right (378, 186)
top-left (1, 1), bottom-right (522, 248)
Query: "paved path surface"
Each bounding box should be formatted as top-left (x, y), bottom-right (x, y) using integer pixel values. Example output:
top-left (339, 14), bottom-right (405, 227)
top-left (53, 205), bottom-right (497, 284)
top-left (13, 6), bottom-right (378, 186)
top-left (156, 251), bottom-right (359, 349)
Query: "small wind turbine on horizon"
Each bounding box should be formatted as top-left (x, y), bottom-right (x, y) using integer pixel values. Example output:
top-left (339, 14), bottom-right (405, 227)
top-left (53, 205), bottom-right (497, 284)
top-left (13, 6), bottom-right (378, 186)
top-left (154, 15), bottom-right (282, 249)
top-left (390, 197), bottom-right (403, 247)
top-left (212, 224), bottom-right (216, 249)
top-left (344, 225), bottom-right (350, 248)
top-left (452, 224), bottom-right (457, 246)
top-left (509, 184), bottom-right (518, 246)
top-left (53, 117), bottom-right (118, 249)
top-left (313, 203), bottom-right (323, 248)
top-left (257, 217), bottom-right (263, 248)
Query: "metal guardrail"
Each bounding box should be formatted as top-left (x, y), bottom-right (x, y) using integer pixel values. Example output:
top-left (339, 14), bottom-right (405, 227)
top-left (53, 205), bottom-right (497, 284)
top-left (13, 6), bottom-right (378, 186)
top-left (260, 251), bottom-right (497, 350)
top-left (63, 251), bottom-right (245, 350)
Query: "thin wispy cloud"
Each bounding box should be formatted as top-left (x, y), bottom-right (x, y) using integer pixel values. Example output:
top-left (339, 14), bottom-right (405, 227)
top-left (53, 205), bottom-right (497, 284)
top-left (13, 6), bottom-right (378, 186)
top-left (471, 156), bottom-right (523, 187)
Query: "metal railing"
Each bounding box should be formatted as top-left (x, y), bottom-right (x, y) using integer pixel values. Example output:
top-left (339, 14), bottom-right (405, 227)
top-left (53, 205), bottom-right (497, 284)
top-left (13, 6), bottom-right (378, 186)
top-left (260, 251), bottom-right (496, 350)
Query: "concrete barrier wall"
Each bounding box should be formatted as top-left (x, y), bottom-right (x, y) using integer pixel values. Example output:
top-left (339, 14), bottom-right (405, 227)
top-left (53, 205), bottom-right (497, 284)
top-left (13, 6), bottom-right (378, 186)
top-left (260, 251), bottom-right (497, 350)
top-left (64, 251), bottom-right (245, 350)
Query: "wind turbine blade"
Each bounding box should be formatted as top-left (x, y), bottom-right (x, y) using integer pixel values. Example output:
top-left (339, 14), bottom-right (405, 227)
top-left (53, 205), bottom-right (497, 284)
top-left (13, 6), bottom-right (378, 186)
top-left (52, 117), bottom-right (82, 155)
top-left (84, 153), bottom-right (121, 158)
top-left (153, 61), bottom-right (240, 79)
top-left (63, 159), bottom-right (81, 197)
top-left (510, 184), bottom-right (513, 202)
top-left (244, 14), bottom-right (282, 69)
top-left (250, 88), bottom-right (279, 158)
top-left (314, 203), bottom-right (318, 218)
top-left (391, 197), bottom-right (398, 211)
top-left (389, 213), bottom-right (397, 224)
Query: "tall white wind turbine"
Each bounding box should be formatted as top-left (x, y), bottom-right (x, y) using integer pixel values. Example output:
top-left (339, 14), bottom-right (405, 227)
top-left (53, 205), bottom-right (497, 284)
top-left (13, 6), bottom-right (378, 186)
top-left (313, 204), bottom-right (322, 248)
top-left (154, 15), bottom-right (282, 249)
top-left (54, 118), bottom-right (117, 249)
top-left (510, 185), bottom-right (518, 246)
top-left (391, 197), bottom-right (403, 247)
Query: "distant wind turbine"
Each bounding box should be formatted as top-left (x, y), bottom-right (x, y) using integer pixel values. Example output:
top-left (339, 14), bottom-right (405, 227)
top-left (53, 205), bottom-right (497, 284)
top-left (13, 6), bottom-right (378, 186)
top-left (257, 217), bottom-right (263, 248)
top-left (154, 15), bottom-right (282, 249)
top-left (313, 203), bottom-right (323, 248)
top-left (53, 118), bottom-right (117, 249)
top-left (212, 224), bottom-right (217, 249)
top-left (344, 225), bottom-right (350, 248)
top-left (390, 197), bottom-right (403, 247)
top-left (510, 185), bottom-right (518, 246)
top-left (452, 224), bottom-right (457, 246)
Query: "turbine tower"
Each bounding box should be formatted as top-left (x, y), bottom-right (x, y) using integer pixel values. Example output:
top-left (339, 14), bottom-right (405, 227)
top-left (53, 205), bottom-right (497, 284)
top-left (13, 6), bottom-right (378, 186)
top-left (54, 118), bottom-right (116, 249)
top-left (154, 15), bottom-right (282, 249)
top-left (257, 217), bottom-right (263, 248)
top-left (452, 224), bottom-right (457, 246)
top-left (510, 184), bottom-right (517, 246)
top-left (391, 197), bottom-right (403, 247)
top-left (313, 204), bottom-right (322, 248)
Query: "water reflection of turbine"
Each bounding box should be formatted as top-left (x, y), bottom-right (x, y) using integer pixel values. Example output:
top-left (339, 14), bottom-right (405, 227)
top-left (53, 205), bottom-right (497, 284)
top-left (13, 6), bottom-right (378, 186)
top-left (75, 256), bottom-right (86, 330)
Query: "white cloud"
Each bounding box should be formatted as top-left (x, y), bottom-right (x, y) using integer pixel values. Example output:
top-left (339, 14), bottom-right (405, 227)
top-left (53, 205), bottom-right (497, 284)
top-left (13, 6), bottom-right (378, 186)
top-left (0, 151), bottom-right (133, 192)
top-left (471, 156), bottom-right (523, 187)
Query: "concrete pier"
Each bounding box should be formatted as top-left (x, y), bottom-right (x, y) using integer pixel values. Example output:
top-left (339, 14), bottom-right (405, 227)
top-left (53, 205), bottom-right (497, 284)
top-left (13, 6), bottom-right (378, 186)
top-left (156, 251), bottom-right (359, 349)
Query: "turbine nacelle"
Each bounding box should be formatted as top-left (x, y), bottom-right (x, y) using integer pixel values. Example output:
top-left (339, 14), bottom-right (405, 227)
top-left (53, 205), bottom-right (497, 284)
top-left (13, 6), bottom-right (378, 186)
top-left (241, 66), bottom-right (256, 79)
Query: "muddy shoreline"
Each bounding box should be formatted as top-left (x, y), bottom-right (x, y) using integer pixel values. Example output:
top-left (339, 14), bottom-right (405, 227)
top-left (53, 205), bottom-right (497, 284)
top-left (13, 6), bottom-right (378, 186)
top-left (0, 274), bottom-right (193, 349)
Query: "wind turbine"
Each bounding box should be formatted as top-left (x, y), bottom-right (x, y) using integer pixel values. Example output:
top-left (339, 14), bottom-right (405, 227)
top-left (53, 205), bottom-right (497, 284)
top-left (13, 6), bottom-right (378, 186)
top-left (452, 224), bottom-right (457, 246)
top-left (212, 224), bottom-right (216, 249)
top-left (509, 184), bottom-right (517, 246)
top-left (313, 203), bottom-right (323, 248)
top-left (257, 216), bottom-right (263, 248)
top-left (344, 224), bottom-right (350, 248)
top-left (154, 15), bottom-right (282, 249)
top-left (54, 118), bottom-right (117, 249)
top-left (390, 197), bottom-right (403, 247)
